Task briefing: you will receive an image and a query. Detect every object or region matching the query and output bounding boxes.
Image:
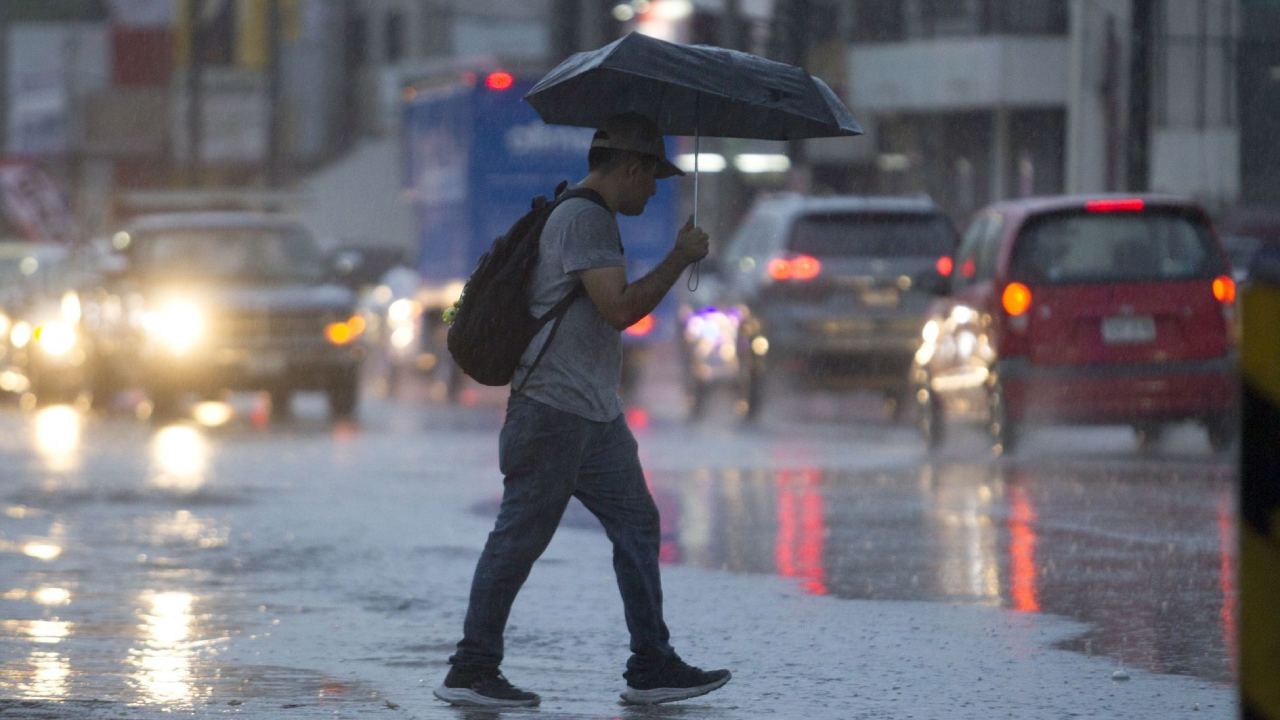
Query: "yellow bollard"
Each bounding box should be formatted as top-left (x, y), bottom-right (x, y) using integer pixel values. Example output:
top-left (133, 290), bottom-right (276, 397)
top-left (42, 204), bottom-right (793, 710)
top-left (1241, 259), bottom-right (1280, 720)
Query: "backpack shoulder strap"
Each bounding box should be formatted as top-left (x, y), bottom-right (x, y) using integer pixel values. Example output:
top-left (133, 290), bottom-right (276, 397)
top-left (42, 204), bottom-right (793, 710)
top-left (553, 185), bottom-right (609, 212)
top-left (512, 285), bottom-right (583, 395)
top-left (511, 184), bottom-right (609, 395)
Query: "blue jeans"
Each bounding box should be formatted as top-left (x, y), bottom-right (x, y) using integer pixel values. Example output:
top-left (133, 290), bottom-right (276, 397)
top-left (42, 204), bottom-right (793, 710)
top-left (449, 394), bottom-right (675, 679)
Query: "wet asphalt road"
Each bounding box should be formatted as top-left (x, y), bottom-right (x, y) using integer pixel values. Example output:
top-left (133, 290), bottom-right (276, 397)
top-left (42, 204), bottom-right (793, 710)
top-left (0, 359), bottom-right (1237, 717)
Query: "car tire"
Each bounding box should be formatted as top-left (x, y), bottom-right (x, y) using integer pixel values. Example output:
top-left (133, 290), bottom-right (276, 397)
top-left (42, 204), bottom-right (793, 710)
top-left (917, 385), bottom-right (945, 451)
top-left (686, 379), bottom-right (710, 421)
top-left (270, 389), bottom-right (293, 417)
top-left (989, 381), bottom-right (1019, 456)
top-left (87, 358), bottom-right (119, 412)
top-left (1133, 423), bottom-right (1164, 452)
top-left (328, 371), bottom-right (359, 419)
top-left (738, 356), bottom-right (765, 424)
top-left (1205, 414), bottom-right (1238, 454)
top-left (148, 387), bottom-right (181, 421)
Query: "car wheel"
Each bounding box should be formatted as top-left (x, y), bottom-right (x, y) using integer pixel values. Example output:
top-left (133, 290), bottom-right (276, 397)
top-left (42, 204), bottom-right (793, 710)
top-left (1205, 414), bottom-right (1238, 454)
top-left (328, 371), bottom-right (359, 419)
top-left (1133, 423), bottom-right (1164, 451)
top-left (738, 356), bottom-right (765, 424)
top-left (917, 385), bottom-right (945, 451)
top-left (148, 387), bottom-right (181, 421)
top-left (686, 379), bottom-right (710, 421)
top-left (989, 381), bottom-right (1019, 456)
top-left (87, 360), bottom-right (119, 411)
top-left (269, 389), bottom-right (293, 417)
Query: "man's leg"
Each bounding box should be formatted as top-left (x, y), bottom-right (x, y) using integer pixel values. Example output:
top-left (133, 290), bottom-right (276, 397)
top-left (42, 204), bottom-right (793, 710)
top-left (572, 416), bottom-right (674, 676)
top-left (574, 415), bottom-right (732, 704)
top-left (449, 397), bottom-right (588, 671)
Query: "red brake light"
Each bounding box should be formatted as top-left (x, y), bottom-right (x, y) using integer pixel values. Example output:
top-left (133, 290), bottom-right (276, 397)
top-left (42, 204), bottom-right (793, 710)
top-left (1212, 275), bottom-right (1236, 304)
top-left (625, 314), bottom-right (655, 337)
top-left (936, 256), bottom-right (953, 277)
top-left (1086, 198), bottom-right (1145, 213)
top-left (1002, 282), bottom-right (1033, 317)
top-left (768, 254), bottom-right (821, 281)
top-left (485, 71), bottom-right (514, 91)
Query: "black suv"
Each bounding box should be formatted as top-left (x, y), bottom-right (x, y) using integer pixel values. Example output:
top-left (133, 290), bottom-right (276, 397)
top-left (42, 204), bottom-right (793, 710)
top-left (683, 194), bottom-right (958, 420)
top-left (86, 213), bottom-right (365, 419)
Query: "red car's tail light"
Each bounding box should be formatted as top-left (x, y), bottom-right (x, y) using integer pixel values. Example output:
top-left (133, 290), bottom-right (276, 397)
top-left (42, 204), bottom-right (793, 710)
top-left (767, 254), bottom-right (822, 281)
top-left (1002, 282), bottom-right (1033, 317)
top-left (1212, 275), bottom-right (1236, 304)
top-left (1085, 198), bottom-right (1145, 213)
top-left (935, 256), bottom-right (954, 277)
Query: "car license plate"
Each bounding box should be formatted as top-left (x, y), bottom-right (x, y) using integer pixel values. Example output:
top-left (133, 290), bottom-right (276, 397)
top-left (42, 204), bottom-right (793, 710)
top-left (1102, 315), bottom-right (1155, 344)
top-left (861, 288), bottom-right (899, 307)
top-left (246, 351), bottom-right (287, 375)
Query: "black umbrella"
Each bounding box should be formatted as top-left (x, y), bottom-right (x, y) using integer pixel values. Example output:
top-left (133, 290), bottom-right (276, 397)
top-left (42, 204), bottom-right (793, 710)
top-left (526, 32), bottom-right (862, 141)
top-left (526, 32), bottom-right (862, 224)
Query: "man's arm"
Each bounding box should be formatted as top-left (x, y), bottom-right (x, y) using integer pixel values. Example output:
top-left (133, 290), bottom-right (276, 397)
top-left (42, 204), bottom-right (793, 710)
top-left (580, 217), bottom-right (709, 331)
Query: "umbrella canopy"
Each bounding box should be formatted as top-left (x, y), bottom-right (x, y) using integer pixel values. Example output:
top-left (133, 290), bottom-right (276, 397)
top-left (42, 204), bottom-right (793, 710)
top-left (526, 32), bottom-right (862, 141)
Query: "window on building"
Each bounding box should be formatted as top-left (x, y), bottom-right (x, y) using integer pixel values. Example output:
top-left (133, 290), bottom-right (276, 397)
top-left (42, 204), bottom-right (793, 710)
top-left (918, 0), bottom-right (979, 38)
top-left (981, 0), bottom-right (1068, 36)
top-left (385, 10), bottom-right (404, 63)
top-left (852, 0), bottom-right (907, 42)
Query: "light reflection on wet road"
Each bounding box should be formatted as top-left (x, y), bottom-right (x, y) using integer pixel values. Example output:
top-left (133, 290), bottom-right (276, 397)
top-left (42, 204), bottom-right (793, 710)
top-left (0, 386), bottom-right (1237, 715)
top-left (614, 457), bottom-right (1236, 683)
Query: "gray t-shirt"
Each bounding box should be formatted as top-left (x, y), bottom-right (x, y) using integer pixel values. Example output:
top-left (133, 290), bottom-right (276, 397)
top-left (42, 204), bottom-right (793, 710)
top-left (512, 196), bottom-right (625, 421)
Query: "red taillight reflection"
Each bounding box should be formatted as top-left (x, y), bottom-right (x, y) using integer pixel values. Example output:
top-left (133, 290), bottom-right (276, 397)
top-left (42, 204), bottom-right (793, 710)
top-left (1008, 484), bottom-right (1040, 613)
top-left (775, 469), bottom-right (827, 596)
top-left (1086, 198), bottom-right (1145, 213)
top-left (936, 256), bottom-right (954, 277)
top-left (485, 71), bottom-right (514, 90)
top-left (625, 314), bottom-right (655, 337)
top-left (1212, 275), bottom-right (1236, 304)
top-left (767, 254), bottom-right (822, 281)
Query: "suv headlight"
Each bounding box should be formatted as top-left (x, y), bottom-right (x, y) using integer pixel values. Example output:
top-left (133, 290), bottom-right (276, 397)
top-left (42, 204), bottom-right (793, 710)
top-left (142, 299), bottom-right (205, 355)
top-left (34, 321), bottom-right (77, 357)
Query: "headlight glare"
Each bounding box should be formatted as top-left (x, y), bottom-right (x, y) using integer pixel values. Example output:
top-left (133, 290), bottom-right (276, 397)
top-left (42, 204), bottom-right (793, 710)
top-left (34, 322), bottom-right (76, 357)
top-left (144, 300), bottom-right (204, 354)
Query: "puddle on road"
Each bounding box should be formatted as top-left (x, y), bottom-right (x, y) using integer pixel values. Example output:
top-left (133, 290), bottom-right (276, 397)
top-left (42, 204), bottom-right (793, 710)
top-left (484, 460), bottom-right (1237, 685)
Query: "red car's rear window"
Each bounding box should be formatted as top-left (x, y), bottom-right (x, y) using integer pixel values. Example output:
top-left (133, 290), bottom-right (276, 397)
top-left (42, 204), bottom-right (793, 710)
top-left (1009, 209), bottom-right (1225, 284)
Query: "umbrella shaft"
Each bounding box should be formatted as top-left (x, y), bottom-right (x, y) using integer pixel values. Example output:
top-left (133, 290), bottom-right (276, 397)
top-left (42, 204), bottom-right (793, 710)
top-left (693, 130), bottom-right (699, 226)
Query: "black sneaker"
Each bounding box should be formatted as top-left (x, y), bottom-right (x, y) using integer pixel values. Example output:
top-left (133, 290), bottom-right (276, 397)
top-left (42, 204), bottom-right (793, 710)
top-left (621, 658), bottom-right (731, 705)
top-left (433, 666), bottom-right (541, 707)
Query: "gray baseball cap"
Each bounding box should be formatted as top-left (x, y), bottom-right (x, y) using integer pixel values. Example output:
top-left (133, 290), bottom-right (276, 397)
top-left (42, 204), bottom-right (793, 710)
top-left (590, 113), bottom-right (685, 179)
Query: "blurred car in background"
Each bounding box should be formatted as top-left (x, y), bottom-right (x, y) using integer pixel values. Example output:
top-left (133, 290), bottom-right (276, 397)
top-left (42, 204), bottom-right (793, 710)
top-left (0, 242), bottom-right (94, 402)
top-left (682, 193), bottom-right (958, 421)
top-left (85, 213), bottom-right (366, 419)
top-left (1216, 204), bottom-right (1280, 285)
top-left (912, 194), bottom-right (1237, 454)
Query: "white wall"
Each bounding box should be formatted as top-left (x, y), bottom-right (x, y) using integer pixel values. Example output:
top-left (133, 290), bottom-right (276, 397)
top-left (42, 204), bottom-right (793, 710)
top-left (299, 137), bottom-right (415, 254)
top-left (849, 36), bottom-right (1070, 113)
top-left (1064, 0), bottom-right (1130, 194)
top-left (1149, 128), bottom-right (1239, 205)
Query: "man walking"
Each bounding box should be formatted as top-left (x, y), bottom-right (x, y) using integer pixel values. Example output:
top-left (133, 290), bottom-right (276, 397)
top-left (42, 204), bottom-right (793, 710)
top-left (434, 113), bottom-right (730, 708)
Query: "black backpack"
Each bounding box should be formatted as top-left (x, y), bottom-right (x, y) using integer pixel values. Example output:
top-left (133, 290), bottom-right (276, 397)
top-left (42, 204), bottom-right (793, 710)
top-left (446, 182), bottom-right (609, 389)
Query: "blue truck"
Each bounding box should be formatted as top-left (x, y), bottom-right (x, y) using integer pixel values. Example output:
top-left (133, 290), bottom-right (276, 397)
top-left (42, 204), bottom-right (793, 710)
top-left (399, 70), bottom-right (680, 400)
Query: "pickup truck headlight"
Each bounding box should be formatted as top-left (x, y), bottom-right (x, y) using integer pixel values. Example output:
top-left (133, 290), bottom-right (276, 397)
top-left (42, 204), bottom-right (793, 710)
top-left (33, 321), bottom-right (77, 357)
top-left (325, 314), bottom-right (366, 346)
top-left (142, 300), bottom-right (205, 355)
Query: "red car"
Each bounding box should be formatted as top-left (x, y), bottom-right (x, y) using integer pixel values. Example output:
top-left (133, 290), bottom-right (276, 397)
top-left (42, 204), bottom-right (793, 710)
top-left (911, 194), bottom-right (1237, 454)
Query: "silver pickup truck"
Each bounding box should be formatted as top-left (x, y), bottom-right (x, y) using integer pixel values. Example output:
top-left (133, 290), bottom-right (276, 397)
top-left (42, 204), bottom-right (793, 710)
top-left (85, 212), bottom-right (365, 419)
